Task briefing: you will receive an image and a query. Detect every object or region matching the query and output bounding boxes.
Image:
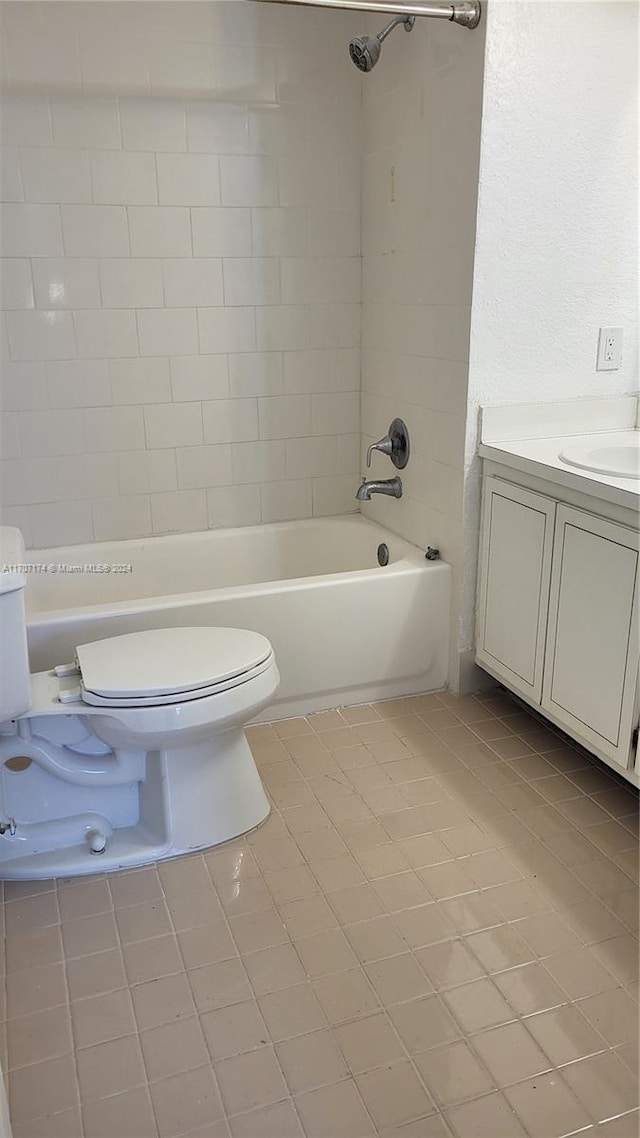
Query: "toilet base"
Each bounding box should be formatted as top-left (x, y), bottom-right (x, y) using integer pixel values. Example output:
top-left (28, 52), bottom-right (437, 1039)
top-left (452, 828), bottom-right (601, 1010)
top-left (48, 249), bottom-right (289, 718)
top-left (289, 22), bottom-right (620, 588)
top-left (0, 728), bottom-right (270, 880)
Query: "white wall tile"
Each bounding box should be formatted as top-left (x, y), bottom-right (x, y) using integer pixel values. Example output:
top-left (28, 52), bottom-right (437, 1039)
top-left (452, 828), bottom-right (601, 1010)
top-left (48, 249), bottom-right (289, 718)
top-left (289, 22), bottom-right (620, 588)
top-left (138, 307), bottom-right (198, 357)
top-left (198, 306), bottom-right (255, 354)
top-left (308, 210), bottom-right (360, 257)
top-left (311, 391), bottom-right (360, 436)
top-left (258, 394), bottom-right (310, 440)
top-left (191, 208), bottom-right (252, 257)
top-left (0, 259), bottom-right (34, 309)
top-left (176, 444), bottom-right (232, 490)
top-left (255, 306), bottom-right (309, 352)
top-left (61, 205), bottom-right (129, 257)
top-left (0, 148), bottom-right (24, 202)
top-left (109, 358), bottom-right (172, 405)
top-left (231, 439), bottom-right (285, 484)
top-left (0, 361), bottom-right (47, 411)
top-left (1, 457), bottom-right (57, 505)
top-left (312, 473), bottom-right (358, 517)
top-left (186, 102), bottom-right (249, 155)
top-left (220, 156), bottom-right (278, 207)
top-left (47, 360), bottom-right (111, 408)
top-left (55, 453), bottom-right (119, 500)
top-left (83, 406), bottom-right (145, 453)
top-left (120, 98), bottom-right (186, 152)
top-left (144, 401), bottom-right (203, 449)
top-left (251, 208), bottom-right (307, 257)
top-left (1, 204), bottom-right (62, 257)
top-left (222, 258), bottom-right (280, 307)
top-left (149, 41), bottom-right (217, 96)
top-left (30, 500), bottom-right (93, 547)
top-left (118, 450), bottom-right (177, 495)
top-left (170, 354), bottom-right (229, 402)
top-left (151, 488), bottom-right (207, 534)
top-left (229, 352), bottom-right (283, 398)
top-left (6, 310), bottom-right (74, 361)
top-left (1, 412), bottom-right (20, 459)
top-left (202, 398), bottom-right (258, 444)
top-left (261, 479), bottom-right (312, 523)
top-left (283, 349), bottom-right (339, 395)
top-left (90, 151), bottom-right (158, 206)
top-left (74, 309), bottom-right (138, 358)
top-left (93, 494), bottom-right (152, 541)
top-left (20, 147), bottom-right (91, 204)
top-left (32, 259), bottom-right (100, 310)
top-left (207, 484), bottom-right (261, 529)
top-left (248, 105), bottom-right (307, 157)
top-left (216, 44), bottom-right (277, 103)
top-left (308, 304), bottom-right (360, 349)
top-left (337, 433), bottom-right (360, 474)
top-left (50, 96), bottom-right (121, 149)
top-left (128, 206), bottom-right (192, 258)
top-left (163, 258), bottom-right (223, 307)
top-left (285, 435), bottom-right (337, 480)
top-left (19, 408), bottom-right (84, 457)
top-left (79, 33), bottom-right (152, 95)
top-left (99, 259), bottom-right (164, 309)
top-left (157, 153), bottom-right (220, 206)
top-left (0, 505), bottom-right (32, 546)
top-left (281, 257), bottom-right (360, 305)
top-left (6, 28), bottom-right (81, 91)
top-left (1, 95), bottom-right (52, 147)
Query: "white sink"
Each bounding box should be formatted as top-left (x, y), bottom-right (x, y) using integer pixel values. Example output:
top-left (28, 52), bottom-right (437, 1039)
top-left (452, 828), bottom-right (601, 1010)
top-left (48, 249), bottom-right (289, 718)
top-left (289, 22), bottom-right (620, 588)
top-left (559, 430), bottom-right (640, 479)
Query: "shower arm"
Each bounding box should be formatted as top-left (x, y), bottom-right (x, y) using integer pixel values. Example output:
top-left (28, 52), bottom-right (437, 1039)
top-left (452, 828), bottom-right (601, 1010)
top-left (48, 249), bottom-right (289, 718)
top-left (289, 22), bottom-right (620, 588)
top-left (251, 0), bottom-right (481, 30)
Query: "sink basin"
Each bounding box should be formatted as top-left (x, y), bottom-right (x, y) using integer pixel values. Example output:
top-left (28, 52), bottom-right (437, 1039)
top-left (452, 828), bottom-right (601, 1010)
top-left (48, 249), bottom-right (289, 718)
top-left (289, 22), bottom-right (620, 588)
top-left (559, 431), bottom-right (640, 479)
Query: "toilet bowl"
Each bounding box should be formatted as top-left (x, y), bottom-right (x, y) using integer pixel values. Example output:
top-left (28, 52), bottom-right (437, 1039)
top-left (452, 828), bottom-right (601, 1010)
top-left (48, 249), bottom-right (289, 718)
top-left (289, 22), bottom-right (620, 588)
top-left (0, 527), bottom-right (279, 879)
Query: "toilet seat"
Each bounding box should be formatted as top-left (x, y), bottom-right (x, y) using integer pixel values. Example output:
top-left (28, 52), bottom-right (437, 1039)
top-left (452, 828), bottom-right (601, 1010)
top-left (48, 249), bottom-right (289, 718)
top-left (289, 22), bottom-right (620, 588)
top-left (74, 627), bottom-right (274, 708)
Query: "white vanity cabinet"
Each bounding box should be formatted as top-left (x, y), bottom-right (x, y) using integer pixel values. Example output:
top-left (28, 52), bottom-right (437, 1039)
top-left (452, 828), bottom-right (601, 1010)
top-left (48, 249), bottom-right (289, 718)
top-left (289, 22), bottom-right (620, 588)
top-left (476, 474), bottom-right (639, 780)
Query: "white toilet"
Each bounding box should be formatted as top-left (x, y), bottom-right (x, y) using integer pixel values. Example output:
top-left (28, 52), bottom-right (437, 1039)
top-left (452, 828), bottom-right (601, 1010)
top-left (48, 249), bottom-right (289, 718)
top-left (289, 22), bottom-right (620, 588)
top-left (0, 527), bottom-right (279, 879)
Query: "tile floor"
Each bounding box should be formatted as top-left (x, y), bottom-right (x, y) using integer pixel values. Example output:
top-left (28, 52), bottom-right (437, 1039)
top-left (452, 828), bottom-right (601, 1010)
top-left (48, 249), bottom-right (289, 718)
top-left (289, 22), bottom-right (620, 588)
top-left (3, 687), bottom-right (639, 1138)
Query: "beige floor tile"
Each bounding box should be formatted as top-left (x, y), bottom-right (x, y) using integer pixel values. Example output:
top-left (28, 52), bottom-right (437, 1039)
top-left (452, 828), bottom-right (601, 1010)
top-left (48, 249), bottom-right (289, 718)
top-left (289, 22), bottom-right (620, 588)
top-left (274, 716), bottom-right (313, 739)
top-left (217, 876), bottom-right (273, 919)
top-left (276, 1029), bottom-right (349, 1094)
top-left (392, 903), bottom-right (456, 949)
top-left (356, 1060), bottom-right (434, 1129)
top-left (443, 978), bottom-right (515, 1034)
top-left (12, 1106), bottom-right (83, 1138)
top-left (243, 943), bottom-right (306, 995)
top-left (341, 704), bottom-right (381, 725)
top-left (314, 968), bottom-right (380, 1024)
top-left (294, 1078), bottom-right (375, 1137)
top-left (140, 1016), bottom-right (209, 1082)
top-left (123, 934), bottom-right (183, 988)
top-left (438, 892), bottom-right (503, 934)
top-left (132, 971), bottom-right (195, 1031)
top-left (415, 1040), bottom-right (494, 1107)
top-left (295, 828), bottom-right (349, 862)
top-left (229, 1098), bottom-right (303, 1138)
top-left (82, 1087), bottom-right (157, 1138)
top-left (293, 928), bottom-right (359, 977)
top-left (516, 910), bottom-right (583, 957)
top-left (595, 1110), bottom-right (640, 1138)
top-left (493, 961), bottom-right (566, 1015)
top-left (327, 882), bottom-right (385, 925)
top-left (464, 924), bottom-right (534, 973)
top-left (215, 1046), bottom-right (288, 1116)
top-left (5, 926), bottom-right (63, 973)
top-left (63, 911), bottom-right (120, 957)
top-left (71, 988), bottom-right (136, 1049)
top-left (577, 987), bottom-right (640, 1046)
top-left (66, 946), bottom-right (127, 1001)
top-left (109, 866), bottom-right (163, 909)
top-left (308, 852), bottom-right (367, 892)
top-left (189, 958), bottom-right (253, 1013)
top-left (8, 1005), bottom-right (73, 1069)
top-left (345, 915), bottom-right (408, 964)
top-left (524, 1003), bottom-right (607, 1065)
top-left (592, 933), bottom-right (640, 985)
top-left (253, 836), bottom-right (305, 873)
top-left (263, 864), bottom-right (318, 905)
top-left (445, 1091), bottom-right (528, 1137)
top-left (167, 888), bottom-right (224, 932)
top-left (395, 834), bottom-right (452, 869)
top-left (6, 961), bottom-right (67, 1018)
top-left (176, 923), bottom-right (238, 971)
top-left (57, 880), bottom-right (109, 923)
top-left (9, 1054), bottom-right (78, 1124)
top-left (334, 1011), bottom-right (405, 1073)
top-left (364, 953), bottom-right (433, 1005)
top-left (544, 945), bottom-right (619, 999)
top-left (471, 1021), bottom-right (552, 1086)
top-left (201, 1000), bottom-right (269, 1061)
top-left (228, 908), bottom-right (288, 954)
top-left (373, 871), bottom-right (431, 913)
top-left (115, 900), bottom-right (172, 945)
top-left (76, 1034), bottom-right (146, 1102)
top-left (389, 995), bottom-right (460, 1054)
top-left (258, 983), bottom-right (326, 1041)
top-left (278, 894), bottom-right (339, 939)
top-left (484, 879), bottom-right (549, 921)
top-left (416, 939), bottom-right (486, 990)
top-left (150, 1066), bottom-right (225, 1138)
top-left (158, 854), bottom-right (212, 897)
top-left (354, 844), bottom-right (410, 879)
top-left (505, 1072), bottom-right (592, 1138)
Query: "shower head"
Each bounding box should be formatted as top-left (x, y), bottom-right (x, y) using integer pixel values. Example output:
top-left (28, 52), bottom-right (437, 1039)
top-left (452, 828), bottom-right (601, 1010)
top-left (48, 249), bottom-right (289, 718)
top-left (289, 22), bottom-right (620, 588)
top-left (349, 14), bottom-right (415, 73)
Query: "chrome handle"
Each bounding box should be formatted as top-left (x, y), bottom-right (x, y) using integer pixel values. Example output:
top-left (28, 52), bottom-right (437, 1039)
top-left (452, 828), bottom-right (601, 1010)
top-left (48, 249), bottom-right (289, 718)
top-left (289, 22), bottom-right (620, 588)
top-left (366, 435), bottom-right (394, 468)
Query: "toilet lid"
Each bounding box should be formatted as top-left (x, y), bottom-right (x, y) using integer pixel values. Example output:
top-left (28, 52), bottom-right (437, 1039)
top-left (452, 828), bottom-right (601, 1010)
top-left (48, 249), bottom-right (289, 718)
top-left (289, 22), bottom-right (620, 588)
top-left (76, 627), bottom-right (273, 701)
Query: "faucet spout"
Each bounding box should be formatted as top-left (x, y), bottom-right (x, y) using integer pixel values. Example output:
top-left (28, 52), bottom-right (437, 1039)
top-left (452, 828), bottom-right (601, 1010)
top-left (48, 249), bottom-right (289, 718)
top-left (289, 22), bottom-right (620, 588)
top-left (356, 476), bottom-right (403, 501)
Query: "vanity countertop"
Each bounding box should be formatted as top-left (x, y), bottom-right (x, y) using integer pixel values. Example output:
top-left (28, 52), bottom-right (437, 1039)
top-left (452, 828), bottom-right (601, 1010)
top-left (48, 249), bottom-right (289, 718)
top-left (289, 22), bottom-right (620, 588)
top-left (478, 396), bottom-right (640, 512)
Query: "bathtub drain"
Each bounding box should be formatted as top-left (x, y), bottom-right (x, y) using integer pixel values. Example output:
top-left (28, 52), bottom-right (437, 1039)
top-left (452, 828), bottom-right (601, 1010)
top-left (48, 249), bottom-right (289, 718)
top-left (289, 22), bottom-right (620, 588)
top-left (377, 543), bottom-right (390, 567)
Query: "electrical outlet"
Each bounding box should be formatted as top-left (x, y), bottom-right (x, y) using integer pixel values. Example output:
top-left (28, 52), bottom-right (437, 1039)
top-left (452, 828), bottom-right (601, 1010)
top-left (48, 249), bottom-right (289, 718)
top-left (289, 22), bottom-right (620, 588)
top-left (597, 326), bottom-right (623, 371)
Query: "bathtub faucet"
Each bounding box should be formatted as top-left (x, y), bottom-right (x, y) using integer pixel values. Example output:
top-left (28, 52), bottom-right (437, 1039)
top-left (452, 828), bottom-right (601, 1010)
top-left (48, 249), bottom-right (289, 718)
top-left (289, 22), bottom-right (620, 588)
top-left (355, 476), bottom-right (403, 501)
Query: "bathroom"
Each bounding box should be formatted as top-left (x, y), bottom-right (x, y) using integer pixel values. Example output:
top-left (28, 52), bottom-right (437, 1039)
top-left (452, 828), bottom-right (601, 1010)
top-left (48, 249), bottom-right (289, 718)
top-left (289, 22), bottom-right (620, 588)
top-left (0, 0), bottom-right (638, 1134)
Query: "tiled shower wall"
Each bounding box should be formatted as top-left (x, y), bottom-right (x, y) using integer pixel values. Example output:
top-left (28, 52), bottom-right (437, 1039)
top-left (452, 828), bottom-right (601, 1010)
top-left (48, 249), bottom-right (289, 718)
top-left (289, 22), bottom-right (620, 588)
top-left (0, 1), bottom-right (362, 548)
top-left (359, 16), bottom-right (485, 687)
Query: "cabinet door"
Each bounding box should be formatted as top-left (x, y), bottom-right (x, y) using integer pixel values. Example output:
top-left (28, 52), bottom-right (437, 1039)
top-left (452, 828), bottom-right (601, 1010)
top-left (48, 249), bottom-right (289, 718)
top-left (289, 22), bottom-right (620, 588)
top-left (542, 506), bottom-right (639, 769)
top-left (476, 477), bottom-right (556, 703)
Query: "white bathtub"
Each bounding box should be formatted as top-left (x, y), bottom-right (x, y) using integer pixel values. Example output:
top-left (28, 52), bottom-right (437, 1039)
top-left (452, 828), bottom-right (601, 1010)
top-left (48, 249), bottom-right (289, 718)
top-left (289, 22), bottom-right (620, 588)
top-left (24, 516), bottom-right (450, 719)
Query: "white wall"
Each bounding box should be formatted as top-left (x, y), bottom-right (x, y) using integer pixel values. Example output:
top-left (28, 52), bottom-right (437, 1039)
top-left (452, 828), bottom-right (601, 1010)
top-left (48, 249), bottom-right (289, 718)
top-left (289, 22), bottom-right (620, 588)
top-left (460, 0), bottom-right (639, 670)
top-left (0, 1), bottom-right (362, 547)
top-left (359, 10), bottom-right (485, 686)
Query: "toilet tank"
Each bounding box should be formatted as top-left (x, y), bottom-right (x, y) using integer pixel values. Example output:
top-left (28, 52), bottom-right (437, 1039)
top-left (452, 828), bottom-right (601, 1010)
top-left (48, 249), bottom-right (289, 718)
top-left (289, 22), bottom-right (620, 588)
top-left (0, 527), bottom-right (31, 721)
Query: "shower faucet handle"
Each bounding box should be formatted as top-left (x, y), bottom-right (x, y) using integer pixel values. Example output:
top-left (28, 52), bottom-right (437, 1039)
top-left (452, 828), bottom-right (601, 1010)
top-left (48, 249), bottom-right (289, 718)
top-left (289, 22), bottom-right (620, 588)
top-left (366, 418), bottom-right (411, 470)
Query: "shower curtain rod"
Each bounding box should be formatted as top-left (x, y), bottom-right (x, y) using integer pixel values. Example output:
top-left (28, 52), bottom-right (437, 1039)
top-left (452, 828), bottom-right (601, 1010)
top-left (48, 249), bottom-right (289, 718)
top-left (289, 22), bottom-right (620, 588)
top-left (252, 0), bottom-right (481, 30)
